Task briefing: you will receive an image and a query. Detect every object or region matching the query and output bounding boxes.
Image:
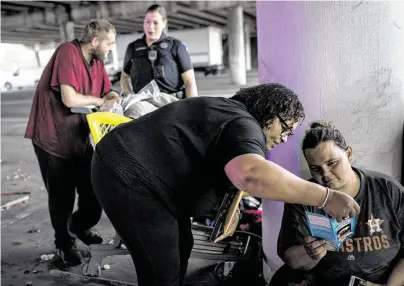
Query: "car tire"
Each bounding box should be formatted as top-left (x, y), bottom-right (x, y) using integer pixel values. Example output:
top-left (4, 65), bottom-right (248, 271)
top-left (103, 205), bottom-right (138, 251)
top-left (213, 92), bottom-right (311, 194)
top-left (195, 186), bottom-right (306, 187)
top-left (4, 82), bottom-right (12, 91)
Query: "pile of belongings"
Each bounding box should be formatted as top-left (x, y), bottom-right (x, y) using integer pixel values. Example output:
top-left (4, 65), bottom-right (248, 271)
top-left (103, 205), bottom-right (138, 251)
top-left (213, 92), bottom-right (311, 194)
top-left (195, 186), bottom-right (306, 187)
top-left (99, 80), bottom-right (179, 118)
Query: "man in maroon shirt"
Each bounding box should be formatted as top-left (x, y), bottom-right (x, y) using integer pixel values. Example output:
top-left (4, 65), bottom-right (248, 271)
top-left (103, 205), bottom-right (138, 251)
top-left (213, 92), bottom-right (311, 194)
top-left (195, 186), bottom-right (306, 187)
top-left (25, 19), bottom-right (120, 266)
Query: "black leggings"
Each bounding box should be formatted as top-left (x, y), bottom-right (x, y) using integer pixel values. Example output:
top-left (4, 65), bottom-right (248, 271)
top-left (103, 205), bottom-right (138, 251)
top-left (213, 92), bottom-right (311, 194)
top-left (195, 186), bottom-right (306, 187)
top-left (91, 154), bottom-right (193, 286)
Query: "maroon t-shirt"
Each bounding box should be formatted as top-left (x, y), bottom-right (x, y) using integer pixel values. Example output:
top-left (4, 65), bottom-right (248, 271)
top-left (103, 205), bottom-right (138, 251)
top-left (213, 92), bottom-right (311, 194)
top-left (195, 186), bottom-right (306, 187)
top-left (25, 40), bottom-right (111, 159)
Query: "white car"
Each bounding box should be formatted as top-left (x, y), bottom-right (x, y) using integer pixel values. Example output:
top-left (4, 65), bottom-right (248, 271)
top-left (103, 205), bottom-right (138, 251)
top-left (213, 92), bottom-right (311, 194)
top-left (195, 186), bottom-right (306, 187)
top-left (1, 67), bottom-right (44, 92)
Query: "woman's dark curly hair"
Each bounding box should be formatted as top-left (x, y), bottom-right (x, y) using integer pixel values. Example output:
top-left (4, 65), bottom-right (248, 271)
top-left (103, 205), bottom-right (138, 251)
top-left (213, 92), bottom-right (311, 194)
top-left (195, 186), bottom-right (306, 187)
top-left (230, 83), bottom-right (305, 128)
top-left (301, 121), bottom-right (348, 154)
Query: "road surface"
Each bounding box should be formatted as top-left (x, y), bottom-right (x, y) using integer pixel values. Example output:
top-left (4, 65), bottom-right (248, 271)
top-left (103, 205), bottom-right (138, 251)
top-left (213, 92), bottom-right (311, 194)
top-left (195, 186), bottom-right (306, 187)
top-left (0, 72), bottom-right (260, 286)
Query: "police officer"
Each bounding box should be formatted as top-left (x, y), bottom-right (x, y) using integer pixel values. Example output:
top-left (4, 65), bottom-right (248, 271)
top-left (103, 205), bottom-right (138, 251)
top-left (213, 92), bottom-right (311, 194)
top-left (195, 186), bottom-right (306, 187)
top-left (120, 4), bottom-right (198, 99)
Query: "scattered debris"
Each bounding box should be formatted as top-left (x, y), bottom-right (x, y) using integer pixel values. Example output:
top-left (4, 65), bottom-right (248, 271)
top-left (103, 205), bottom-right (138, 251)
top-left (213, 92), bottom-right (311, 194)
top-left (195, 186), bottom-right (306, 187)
top-left (0, 196), bottom-right (29, 210)
top-left (40, 254), bottom-right (55, 261)
top-left (1, 191), bottom-right (31, 196)
top-left (4, 167), bottom-right (31, 185)
top-left (50, 269), bottom-right (137, 286)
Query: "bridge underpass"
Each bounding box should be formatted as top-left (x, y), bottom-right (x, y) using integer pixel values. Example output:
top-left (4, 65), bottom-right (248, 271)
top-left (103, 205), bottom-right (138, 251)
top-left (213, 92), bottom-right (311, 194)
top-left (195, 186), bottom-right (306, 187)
top-left (1, 1), bottom-right (257, 44)
top-left (1, 1), bottom-right (257, 84)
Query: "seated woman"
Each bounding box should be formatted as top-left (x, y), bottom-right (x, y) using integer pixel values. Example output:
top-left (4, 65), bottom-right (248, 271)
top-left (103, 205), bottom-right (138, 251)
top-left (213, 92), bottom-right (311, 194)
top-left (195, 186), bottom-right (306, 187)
top-left (271, 121), bottom-right (404, 286)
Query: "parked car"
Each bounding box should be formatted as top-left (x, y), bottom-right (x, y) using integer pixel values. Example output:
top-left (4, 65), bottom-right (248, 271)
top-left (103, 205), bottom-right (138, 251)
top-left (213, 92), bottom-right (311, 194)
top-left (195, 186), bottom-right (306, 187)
top-left (1, 67), bottom-right (44, 92)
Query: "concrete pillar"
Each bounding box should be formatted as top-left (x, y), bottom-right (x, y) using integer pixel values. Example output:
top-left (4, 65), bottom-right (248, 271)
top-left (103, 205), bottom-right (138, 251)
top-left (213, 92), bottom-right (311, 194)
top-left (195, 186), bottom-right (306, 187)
top-left (34, 44), bottom-right (41, 67)
top-left (227, 5), bottom-right (246, 85)
top-left (244, 21), bottom-right (252, 72)
top-left (59, 21), bottom-right (75, 42)
top-left (256, 1), bottom-right (404, 283)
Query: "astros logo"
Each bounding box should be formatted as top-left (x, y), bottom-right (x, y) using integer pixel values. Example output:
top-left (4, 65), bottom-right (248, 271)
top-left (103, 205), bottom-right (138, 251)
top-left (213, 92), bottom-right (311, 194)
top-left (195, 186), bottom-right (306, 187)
top-left (366, 214), bottom-right (384, 235)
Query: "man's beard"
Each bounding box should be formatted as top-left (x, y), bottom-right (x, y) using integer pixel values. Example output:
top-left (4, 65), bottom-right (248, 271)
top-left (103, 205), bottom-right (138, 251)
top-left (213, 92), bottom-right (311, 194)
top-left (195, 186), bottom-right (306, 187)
top-left (91, 46), bottom-right (105, 61)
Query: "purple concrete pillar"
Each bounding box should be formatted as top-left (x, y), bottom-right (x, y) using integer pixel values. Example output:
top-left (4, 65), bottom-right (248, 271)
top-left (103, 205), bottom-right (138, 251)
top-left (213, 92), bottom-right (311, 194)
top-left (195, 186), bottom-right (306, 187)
top-left (257, 1), bottom-right (404, 282)
top-left (257, 1), bottom-right (307, 280)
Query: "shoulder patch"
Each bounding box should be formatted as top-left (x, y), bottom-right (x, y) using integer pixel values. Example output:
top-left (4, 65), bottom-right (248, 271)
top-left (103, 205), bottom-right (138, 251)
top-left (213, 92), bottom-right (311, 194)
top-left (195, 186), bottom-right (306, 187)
top-left (160, 42), bottom-right (169, 49)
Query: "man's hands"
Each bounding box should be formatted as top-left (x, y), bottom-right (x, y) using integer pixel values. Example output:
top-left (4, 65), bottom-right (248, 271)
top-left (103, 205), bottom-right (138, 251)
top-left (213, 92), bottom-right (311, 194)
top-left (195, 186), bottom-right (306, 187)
top-left (100, 91), bottom-right (121, 111)
top-left (323, 189), bottom-right (360, 221)
top-left (103, 91), bottom-right (120, 101)
top-left (303, 236), bottom-right (328, 261)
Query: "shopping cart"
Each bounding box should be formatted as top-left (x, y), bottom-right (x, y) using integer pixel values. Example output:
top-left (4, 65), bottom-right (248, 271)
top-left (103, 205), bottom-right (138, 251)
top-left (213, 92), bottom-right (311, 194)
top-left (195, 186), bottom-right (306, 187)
top-left (73, 107), bottom-right (263, 283)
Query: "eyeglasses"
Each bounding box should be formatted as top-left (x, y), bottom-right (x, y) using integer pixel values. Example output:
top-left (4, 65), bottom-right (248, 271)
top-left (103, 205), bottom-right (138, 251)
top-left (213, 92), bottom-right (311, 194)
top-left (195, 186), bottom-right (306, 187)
top-left (277, 115), bottom-right (294, 137)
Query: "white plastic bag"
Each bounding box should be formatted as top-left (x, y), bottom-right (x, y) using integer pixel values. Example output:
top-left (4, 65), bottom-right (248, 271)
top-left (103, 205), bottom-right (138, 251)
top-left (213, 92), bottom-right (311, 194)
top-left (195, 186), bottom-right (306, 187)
top-left (124, 101), bottom-right (158, 119)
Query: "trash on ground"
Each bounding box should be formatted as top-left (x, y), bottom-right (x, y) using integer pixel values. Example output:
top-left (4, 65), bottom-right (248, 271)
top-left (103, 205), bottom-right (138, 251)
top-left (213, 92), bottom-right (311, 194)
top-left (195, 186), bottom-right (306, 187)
top-left (40, 254), bottom-right (55, 261)
top-left (1, 191), bottom-right (32, 196)
top-left (0, 195), bottom-right (29, 210)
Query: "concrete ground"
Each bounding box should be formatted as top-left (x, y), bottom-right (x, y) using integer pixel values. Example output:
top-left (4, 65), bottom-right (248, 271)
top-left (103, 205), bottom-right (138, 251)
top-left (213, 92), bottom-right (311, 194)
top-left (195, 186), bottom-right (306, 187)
top-left (1, 72), bottom-right (260, 286)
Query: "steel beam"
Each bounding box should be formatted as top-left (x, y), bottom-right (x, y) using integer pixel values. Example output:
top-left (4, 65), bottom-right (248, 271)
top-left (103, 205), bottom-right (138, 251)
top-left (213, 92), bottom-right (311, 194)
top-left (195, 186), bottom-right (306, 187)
top-left (1, 2), bottom-right (168, 29)
top-left (166, 17), bottom-right (199, 28)
top-left (175, 5), bottom-right (227, 24)
top-left (190, 1), bottom-right (251, 11)
top-left (1, 30), bottom-right (60, 38)
top-left (1, 4), bottom-right (31, 12)
top-left (1, 35), bottom-right (60, 42)
top-left (1, 0), bottom-right (256, 45)
top-left (169, 12), bottom-right (221, 27)
top-left (3, 1), bottom-right (56, 9)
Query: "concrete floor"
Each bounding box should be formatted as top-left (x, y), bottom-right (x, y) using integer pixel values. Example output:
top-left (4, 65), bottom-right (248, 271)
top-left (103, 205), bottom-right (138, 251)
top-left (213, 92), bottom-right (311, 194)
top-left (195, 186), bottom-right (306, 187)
top-left (1, 71), bottom-right (262, 285)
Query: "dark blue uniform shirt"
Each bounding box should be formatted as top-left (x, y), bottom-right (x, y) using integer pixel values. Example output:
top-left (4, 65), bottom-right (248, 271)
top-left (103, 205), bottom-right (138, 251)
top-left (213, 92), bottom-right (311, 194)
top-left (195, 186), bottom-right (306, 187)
top-left (123, 34), bottom-right (193, 94)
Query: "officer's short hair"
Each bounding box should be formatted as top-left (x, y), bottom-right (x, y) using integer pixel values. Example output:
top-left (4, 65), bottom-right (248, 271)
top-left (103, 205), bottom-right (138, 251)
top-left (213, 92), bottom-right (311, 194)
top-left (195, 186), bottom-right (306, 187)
top-left (80, 19), bottom-right (116, 44)
top-left (146, 4), bottom-right (167, 22)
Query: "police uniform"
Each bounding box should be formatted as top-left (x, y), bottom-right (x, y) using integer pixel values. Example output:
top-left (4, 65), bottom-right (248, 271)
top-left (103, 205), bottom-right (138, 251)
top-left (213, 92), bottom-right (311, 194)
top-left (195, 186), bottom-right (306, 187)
top-left (123, 34), bottom-right (193, 99)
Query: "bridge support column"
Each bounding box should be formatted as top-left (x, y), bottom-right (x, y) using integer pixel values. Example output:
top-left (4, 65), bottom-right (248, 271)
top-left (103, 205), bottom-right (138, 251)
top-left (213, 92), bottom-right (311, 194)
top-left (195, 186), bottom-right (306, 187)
top-left (59, 21), bottom-right (75, 42)
top-left (257, 1), bottom-right (404, 283)
top-left (227, 5), bottom-right (246, 85)
top-left (244, 21), bottom-right (252, 72)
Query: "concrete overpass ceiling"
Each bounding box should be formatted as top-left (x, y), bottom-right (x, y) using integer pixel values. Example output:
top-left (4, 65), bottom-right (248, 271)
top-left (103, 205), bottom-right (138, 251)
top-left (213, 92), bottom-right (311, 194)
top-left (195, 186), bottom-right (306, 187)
top-left (1, 1), bottom-right (256, 46)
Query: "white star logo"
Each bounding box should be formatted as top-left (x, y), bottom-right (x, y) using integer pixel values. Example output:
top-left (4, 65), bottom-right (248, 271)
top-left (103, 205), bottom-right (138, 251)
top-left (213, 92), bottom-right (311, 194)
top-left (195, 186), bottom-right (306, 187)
top-left (366, 214), bottom-right (384, 235)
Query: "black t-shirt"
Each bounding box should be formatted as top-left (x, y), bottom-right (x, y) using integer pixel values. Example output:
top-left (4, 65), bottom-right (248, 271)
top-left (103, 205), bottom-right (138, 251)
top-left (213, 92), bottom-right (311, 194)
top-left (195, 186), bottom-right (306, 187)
top-left (277, 167), bottom-right (404, 285)
top-left (123, 35), bottom-right (192, 94)
top-left (95, 97), bottom-right (266, 217)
